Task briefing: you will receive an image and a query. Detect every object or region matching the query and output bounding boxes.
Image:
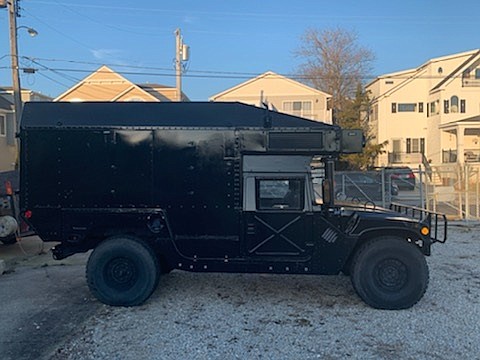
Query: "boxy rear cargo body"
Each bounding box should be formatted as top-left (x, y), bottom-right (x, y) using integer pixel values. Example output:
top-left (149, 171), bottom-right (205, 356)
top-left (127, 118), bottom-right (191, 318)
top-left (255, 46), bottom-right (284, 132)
top-left (19, 102), bottom-right (350, 258)
top-left (17, 101), bottom-right (446, 309)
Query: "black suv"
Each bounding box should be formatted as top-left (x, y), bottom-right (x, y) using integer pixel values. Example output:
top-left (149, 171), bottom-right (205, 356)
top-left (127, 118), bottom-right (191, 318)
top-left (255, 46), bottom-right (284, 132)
top-left (335, 172), bottom-right (399, 202)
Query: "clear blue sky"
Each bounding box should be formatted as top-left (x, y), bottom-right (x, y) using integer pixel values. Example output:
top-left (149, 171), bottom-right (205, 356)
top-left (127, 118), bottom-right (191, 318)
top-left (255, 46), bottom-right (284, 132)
top-left (1, 0), bottom-right (480, 100)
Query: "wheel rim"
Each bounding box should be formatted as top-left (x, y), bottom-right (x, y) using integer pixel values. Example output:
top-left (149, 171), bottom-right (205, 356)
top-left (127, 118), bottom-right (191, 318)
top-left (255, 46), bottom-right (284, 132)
top-left (374, 258), bottom-right (408, 291)
top-left (105, 257), bottom-right (137, 290)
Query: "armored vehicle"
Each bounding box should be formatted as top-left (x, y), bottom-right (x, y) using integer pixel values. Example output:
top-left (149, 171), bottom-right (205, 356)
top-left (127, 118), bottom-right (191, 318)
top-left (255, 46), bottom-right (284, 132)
top-left (12, 101), bottom-right (446, 309)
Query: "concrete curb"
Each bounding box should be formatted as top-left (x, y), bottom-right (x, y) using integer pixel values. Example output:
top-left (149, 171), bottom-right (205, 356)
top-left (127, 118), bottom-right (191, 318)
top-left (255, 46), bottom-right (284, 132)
top-left (0, 259), bottom-right (5, 275)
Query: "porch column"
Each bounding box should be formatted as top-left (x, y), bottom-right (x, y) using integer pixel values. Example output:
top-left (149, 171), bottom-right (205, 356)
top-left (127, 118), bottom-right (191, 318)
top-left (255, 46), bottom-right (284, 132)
top-left (456, 125), bottom-right (465, 164)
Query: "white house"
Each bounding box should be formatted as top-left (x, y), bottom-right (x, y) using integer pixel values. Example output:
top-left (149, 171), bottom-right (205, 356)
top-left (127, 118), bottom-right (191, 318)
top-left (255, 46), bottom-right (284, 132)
top-left (366, 49), bottom-right (480, 166)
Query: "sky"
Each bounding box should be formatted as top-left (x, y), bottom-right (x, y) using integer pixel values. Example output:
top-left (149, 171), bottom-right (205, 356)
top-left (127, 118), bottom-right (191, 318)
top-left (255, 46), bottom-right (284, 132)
top-left (1, 0), bottom-right (480, 101)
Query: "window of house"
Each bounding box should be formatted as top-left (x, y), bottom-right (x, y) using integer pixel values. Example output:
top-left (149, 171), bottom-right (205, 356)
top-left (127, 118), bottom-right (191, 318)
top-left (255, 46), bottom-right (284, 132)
top-left (475, 69), bottom-right (480, 79)
top-left (429, 101), bottom-right (439, 115)
top-left (406, 138), bottom-right (425, 154)
top-left (398, 103), bottom-right (417, 112)
top-left (418, 102), bottom-right (424, 113)
top-left (283, 101), bottom-right (313, 118)
top-left (0, 115), bottom-right (6, 137)
top-left (256, 178), bottom-right (304, 210)
top-left (450, 96), bottom-right (459, 113)
top-left (460, 99), bottom-right (466, 113)
top-left (370, 104), bottom-right (378, 121)
top-left (444, 100), bottom-right (449, 114)
top-left (391, 103), bottom-right (397, 113)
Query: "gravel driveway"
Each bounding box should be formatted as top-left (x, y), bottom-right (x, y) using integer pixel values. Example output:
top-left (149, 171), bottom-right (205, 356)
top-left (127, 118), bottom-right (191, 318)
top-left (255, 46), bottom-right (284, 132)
top-left (2, 223), bottom-right (479, 359)
top-left (52, 222), bottom-right (480, 360)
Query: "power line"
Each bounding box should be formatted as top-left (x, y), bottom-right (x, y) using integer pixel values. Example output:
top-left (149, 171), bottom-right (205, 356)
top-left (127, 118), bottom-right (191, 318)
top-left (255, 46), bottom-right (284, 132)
top-left (21, 8), bottom-right (93, 51)
top-left (25, 1), bottom-right (480, 24)
top-left (24, 66), bottom-right (467, 81)
top-left (25, 57), bottom-right (266, 77)
top-left (15, 57), bottom-right (468, 81)
top-left (5, 58), bottom-right (472, 82)
top-left (48, 0), bottom-right (164, 36)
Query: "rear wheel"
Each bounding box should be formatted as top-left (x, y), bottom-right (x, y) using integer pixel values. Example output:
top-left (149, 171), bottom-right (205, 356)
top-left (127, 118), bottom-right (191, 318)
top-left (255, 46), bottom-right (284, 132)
top-left (0, 215), bottom-right (18, 245)
top-left (0, 234), bottom-right (16, 245)
top-left (86, 236), bottom-right (160, 306)
top-left (351, 236), bottom-right (429, 309)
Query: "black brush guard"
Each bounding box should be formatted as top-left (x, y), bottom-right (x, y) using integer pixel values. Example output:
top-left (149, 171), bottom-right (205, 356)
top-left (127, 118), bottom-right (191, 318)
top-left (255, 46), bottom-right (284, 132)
top-left (390, 202), bottom-right (447, 243)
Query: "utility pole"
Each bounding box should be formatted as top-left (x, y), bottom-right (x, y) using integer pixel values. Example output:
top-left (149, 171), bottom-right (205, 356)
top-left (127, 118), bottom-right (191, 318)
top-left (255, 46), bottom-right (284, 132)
top-left (174, 28), bottom-right (189, 102)
top-left (7, 0), bottom-right (22, 133)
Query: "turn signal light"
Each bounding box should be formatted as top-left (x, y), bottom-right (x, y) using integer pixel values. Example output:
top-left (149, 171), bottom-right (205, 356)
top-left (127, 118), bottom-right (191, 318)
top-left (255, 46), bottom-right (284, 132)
top-left (420, 226), bottom-right (430, 236)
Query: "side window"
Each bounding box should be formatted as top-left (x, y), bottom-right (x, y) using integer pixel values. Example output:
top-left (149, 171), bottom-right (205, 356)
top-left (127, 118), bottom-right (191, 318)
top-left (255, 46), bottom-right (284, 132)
top-left (257, 178), bottom-right (304, 210)
top-left (0, 115), bottom-right (6, 137)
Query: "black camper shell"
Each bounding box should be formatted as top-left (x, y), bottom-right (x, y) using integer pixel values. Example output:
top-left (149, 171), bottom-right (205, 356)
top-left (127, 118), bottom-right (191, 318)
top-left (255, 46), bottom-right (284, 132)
top-left (17, 101), bottom-right (446, 309)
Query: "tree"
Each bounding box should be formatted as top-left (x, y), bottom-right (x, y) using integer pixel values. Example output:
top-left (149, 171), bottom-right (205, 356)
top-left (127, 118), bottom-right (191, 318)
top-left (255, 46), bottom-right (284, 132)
top-left (295, 27), bottom-right (375, 116)
top-left (296, 27), bottom-right (383, 169)
top-left (336, 85), bottom-right (387, 170)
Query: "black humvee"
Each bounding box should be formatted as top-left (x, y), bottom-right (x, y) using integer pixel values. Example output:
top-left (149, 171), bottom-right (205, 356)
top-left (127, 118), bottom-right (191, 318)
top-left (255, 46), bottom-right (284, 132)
top-left (14, 101), bottom-right (446, 309)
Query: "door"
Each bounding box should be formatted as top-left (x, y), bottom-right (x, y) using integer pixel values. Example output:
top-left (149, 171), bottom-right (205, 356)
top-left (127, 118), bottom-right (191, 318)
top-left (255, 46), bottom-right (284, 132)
top-left (244, 177), bottom-right (312, 259)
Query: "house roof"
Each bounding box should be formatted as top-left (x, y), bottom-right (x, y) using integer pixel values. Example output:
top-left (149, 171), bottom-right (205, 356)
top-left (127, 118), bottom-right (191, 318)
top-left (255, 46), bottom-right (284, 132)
top-left (22, 101), bottom-right (335, 129)
top-left (0, 87), bottom-right (48, 95)
top-left (139, 83), bottom-right (190, 101)
top-left (439, 115), bottom-right (480, 129)
top-left (0, 94), bottom-right (13, 110)
top-left (431, 50), bottom-right (480, 91)
top-left (54, 65), bottom-right (162, 102)
top-left (138, 83), bottom-right (172, 89)
top-left (367, 49), bottom-right (480, 100)
top-left (209, 71), bottom-right (331, 100)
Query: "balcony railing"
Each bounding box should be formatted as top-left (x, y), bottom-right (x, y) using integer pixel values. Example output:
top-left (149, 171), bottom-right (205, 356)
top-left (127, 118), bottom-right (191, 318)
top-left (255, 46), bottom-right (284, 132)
top-left (442, 149), bottom-right (480, 163)
top-left (462, 78), bottom-right (480, 87)
top-left (464, 149), bottom-right (480, 162)
top-left (388, 152), bottom-right (423, 164)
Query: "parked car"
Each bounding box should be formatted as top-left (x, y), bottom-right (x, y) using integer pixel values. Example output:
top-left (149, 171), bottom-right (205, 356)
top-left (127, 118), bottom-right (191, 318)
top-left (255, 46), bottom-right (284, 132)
top-left (385, 166), bottom-right (416, 190)
top-left (335, 172), bottom-right (398, 202)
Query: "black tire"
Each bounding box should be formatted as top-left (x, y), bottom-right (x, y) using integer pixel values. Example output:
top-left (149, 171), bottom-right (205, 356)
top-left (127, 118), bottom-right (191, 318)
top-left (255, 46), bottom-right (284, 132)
top-left (350, 236), bottom-right (429, 310)
top-left (0, 234), bottom-right (17, 245)
top-left (86, 236), bottom-right (160, 306)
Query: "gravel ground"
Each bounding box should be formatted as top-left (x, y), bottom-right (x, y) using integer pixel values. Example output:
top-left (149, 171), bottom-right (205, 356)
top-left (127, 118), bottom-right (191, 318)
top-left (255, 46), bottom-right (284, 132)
top-left (50, 223), bottom-right (480, 360)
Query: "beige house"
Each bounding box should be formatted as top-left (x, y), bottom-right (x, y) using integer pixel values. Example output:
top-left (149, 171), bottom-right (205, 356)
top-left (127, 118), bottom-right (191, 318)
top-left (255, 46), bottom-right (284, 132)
top-left (0, 88), bottom-right (52, 172)
top-left (367, 49), bottom-right (480, 166)
top-left (55, 65), bottom-right (189, 102)
top-left (210, 71), bottom-right (332, 124)
top-left (0, 95), bottom-right (14, 171)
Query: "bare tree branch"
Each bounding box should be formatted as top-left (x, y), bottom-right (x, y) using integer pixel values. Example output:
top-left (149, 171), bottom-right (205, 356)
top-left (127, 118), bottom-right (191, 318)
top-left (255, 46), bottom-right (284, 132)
top-left (295, 27), bottom-right (375, 112)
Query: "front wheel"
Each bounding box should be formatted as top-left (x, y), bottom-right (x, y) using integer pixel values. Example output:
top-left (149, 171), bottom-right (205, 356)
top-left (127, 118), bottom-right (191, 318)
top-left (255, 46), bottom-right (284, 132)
top-left (350, 236), bottom-right (429, 310)
top-left (86, 236), bottom-right (160, 306)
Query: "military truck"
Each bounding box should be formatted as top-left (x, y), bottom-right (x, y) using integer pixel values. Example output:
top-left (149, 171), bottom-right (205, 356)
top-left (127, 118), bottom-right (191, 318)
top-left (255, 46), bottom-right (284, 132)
top-left (13, 101), bottom-right (446, 309)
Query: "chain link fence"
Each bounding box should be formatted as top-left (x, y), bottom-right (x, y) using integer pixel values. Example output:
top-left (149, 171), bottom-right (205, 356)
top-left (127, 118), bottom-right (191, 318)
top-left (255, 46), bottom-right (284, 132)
top-left (313, 165), bottom-right (480, 220)
top-left (425, 164), bottom-right (480, 220)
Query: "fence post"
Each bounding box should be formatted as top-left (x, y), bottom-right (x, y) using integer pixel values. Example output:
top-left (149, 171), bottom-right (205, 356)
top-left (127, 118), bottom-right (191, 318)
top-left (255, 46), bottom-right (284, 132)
top-left (475, 166), bottom-right (480, 220)
top-left (418, 165), bottom-right (424, 209)
top-left (465, 164), bottom-right (469, 220)
top-left (457, 165), bottom-right (463, 219)
top-left (381, 168), bottom-right (386, 208)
